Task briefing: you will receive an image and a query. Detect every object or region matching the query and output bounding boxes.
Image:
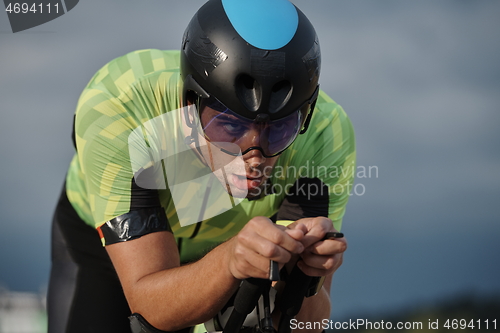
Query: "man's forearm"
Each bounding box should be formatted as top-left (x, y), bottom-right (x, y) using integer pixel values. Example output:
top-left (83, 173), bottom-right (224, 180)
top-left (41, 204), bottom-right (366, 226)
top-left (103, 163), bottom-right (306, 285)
top-left (107, 218), bottom-right (311, 331)
top-left (119, 241), bottom-right (240, 331)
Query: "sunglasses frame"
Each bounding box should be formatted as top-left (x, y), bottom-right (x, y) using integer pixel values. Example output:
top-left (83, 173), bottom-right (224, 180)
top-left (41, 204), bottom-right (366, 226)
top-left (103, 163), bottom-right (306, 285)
top-left (183, 75), bottom-right (320, 158)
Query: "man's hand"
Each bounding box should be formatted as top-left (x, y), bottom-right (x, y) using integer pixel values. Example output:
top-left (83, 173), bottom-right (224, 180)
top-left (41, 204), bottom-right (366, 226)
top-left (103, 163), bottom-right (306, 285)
top-left (287, 217), bottom-right (347, 277)
top-left (227, 216), bottom-right (306, 280)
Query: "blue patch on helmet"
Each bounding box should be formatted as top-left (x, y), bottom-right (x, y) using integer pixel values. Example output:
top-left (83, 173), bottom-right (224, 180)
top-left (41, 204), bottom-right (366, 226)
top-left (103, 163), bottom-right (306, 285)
top-left (221, 0), bottom-right (298, 50)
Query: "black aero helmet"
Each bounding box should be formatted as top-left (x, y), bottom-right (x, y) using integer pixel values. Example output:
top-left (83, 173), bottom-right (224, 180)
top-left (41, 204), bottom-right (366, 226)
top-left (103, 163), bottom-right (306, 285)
top-left (181, 0), bottom-right (321, 126)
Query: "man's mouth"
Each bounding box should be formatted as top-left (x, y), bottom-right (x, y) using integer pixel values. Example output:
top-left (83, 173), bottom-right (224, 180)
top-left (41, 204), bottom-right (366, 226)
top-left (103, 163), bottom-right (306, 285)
top-left (231, 174), bottom-right (263, 191)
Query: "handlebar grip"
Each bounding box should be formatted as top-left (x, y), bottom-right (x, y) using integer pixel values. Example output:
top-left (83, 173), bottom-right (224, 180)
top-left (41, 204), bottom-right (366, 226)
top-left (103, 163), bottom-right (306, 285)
top-left (276, 265), bottom-right (317, 333)
top-left (277, 266), bottom-right (312, 317)
top-left (269, 260), bottom-right (280, 281)
top-left (223, 278), bottom-right (271, 333)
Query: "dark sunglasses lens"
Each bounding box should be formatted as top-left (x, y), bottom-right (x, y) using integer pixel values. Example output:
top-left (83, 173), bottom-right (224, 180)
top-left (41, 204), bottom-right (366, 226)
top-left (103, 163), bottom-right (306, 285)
top-left (265, 113), bottom-right (302, 155)
top-left (199, 97), bottom-right (303, 157)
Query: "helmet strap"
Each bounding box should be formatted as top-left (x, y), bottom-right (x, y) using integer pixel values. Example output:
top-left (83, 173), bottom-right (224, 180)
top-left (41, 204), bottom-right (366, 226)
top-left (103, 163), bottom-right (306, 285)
top-left (299, 100), bottom-right (316, 134)
top-left (299, 85), bottom-right (320, 134)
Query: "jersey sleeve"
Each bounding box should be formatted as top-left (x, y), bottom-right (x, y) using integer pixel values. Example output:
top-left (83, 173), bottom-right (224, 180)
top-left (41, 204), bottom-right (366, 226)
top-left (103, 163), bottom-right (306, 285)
top-left (273, 90), bottom-right (356, 231)
top-left (74, 89), bottom-right (137, 227)
top-left (72, 49), bottom-right (181, 230)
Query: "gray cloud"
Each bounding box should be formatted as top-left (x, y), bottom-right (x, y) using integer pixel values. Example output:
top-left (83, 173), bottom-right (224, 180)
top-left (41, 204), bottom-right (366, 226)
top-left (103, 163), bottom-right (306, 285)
top-left (1, 0), bottom-right (499, 319)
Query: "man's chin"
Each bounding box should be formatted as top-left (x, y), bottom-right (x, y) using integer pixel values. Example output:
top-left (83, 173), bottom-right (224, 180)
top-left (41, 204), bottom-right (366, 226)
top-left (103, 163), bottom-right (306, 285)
top-left (245, 187), bottom-right (265, 199)
top-left (224, 183), bottom-right (264, 200)
top-left (227, 187), bottom-right (248, 199)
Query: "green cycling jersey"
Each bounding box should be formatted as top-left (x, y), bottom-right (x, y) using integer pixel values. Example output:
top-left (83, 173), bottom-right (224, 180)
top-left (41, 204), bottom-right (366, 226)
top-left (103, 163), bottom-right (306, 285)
top-left (65, 49), bottom-right (356, 263)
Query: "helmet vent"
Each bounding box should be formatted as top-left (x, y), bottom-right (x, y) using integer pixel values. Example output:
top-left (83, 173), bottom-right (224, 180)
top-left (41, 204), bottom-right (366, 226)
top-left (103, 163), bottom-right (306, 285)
top-left (269, 80), bottom-right (292, 113)
top-left (235, 74), bottom-right (262, 112)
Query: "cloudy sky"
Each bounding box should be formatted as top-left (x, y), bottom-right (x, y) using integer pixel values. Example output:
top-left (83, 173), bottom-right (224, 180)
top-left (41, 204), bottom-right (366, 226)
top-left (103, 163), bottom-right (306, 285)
top-left (1, 0), bottom-right (499, 320)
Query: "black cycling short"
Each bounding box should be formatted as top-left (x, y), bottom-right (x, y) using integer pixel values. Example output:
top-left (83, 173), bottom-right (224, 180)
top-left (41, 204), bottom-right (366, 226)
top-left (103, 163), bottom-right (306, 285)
top-left (47, 183), bottom-right (132, 333)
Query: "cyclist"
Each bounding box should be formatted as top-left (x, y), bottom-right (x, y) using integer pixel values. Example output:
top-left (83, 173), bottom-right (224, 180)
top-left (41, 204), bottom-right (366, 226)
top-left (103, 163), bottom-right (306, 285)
top-left (47, 0), bottom-right (355, 332)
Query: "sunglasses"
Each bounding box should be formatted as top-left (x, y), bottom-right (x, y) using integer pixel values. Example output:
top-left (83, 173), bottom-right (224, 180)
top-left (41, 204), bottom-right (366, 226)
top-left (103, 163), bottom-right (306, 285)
top-left (194, 89), bottom-right (318, 158)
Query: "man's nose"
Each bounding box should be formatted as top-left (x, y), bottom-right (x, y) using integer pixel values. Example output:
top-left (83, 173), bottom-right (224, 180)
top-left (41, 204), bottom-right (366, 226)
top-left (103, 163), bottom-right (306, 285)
top-left (240, 125), bottom-right (261, 147)
top-left (244, 148), bottom-right (266, 168)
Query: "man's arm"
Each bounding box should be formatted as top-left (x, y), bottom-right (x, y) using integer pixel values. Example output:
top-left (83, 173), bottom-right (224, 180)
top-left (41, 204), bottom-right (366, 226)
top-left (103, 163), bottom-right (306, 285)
top-left (106, 216), bottom-right (305, 332)
top-left (106, 230), bottom-right (238, 331)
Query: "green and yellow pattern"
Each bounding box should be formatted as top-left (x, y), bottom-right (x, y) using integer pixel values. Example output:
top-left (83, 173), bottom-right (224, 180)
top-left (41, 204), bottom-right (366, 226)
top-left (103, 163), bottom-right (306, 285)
top-left (65, 49), bottom-right (356, 263)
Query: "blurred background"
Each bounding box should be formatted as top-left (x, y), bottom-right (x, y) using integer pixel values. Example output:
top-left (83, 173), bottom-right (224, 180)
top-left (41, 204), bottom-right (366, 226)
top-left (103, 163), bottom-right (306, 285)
top-left (1, 0), bottom-right (499, 332)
